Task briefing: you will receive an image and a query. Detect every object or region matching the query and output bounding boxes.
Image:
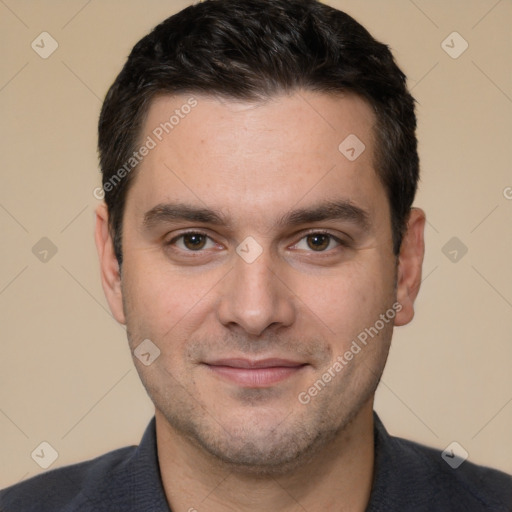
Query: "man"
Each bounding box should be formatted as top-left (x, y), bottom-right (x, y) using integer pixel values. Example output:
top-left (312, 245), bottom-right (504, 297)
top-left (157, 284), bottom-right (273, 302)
top-left (1, 0), bottom-right (510, 510)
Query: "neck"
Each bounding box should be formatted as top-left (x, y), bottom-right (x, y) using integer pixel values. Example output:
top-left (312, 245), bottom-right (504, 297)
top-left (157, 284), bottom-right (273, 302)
top-left (156, 401), bottom-right (375, 512)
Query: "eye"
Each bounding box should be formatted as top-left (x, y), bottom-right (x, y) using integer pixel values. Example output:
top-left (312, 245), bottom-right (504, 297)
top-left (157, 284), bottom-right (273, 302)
top-left (169, 232), bottom-right (217, 251)
top-left (292, 232), bottom-right (342, 252)
top-left (167, 231), bottom-right (345, 255)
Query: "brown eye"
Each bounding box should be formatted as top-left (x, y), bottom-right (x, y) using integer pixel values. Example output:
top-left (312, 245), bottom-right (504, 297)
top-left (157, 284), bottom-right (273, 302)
top-left (306, 234), bottom-right (331, 251)
top-left (166, 231), bottom-right (215, 253)
top-left (182, 233), bottom-right (208, 250)
top-left (292, 232), bottom-right (342, 253)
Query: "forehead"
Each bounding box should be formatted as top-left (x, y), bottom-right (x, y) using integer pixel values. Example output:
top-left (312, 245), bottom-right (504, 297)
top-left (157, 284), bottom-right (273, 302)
top-left (143, 90), bottom-right (375, 160)
top-left (126, 90), bottom-right (386, 227)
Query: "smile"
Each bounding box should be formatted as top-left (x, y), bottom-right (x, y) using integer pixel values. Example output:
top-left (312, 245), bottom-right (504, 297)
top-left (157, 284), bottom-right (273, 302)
top-left (203, 358), bottom-right (309, 387)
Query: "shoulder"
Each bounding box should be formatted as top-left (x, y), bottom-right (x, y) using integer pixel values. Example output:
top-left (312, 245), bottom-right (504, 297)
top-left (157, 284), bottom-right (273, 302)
top-left (386, 432), bottom-right (511, 510)
top-left (370, 413), bottom-right (512, 511)
top-left (0, 445), bottom-right (136, 512)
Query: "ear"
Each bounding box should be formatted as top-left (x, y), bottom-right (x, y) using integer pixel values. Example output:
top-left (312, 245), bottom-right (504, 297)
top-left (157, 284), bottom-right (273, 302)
top-left (94, 203), bottom-right (126, 324)
top-left (394, 207), bottom-right (426, 327)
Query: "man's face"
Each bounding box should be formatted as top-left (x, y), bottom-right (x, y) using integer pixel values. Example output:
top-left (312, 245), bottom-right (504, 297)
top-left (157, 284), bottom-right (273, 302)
top-left (104, 91), bottom-right (407, 472)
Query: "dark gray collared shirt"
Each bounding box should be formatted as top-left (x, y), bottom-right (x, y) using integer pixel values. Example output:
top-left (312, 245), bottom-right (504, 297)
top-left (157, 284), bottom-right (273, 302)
top-left (1, 413), bottom-right (511, 511)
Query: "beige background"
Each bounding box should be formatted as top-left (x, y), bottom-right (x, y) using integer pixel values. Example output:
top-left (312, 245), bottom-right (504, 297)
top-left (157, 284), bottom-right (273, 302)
top-left (1, 0), bottom-right (511, 488)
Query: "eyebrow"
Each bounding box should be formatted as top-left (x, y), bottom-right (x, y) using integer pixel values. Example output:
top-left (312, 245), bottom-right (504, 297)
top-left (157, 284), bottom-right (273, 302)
top-left (142, 199), bottom-right (371, 232)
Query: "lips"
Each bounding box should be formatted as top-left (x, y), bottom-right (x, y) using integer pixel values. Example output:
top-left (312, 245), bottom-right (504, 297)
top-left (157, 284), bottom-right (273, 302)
top-left (204, 358), bottom-right (308, 387)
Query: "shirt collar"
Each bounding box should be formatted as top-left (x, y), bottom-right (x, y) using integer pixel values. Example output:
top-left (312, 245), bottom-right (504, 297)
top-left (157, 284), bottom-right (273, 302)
top-left (122, 412), bottom-right (395, 512)
top-left (98, 416), bottom-right (171, 511)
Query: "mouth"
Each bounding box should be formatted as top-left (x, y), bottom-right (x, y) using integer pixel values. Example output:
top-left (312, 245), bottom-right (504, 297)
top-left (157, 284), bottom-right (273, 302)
top-left (203, 358), bottom-right (309, 387)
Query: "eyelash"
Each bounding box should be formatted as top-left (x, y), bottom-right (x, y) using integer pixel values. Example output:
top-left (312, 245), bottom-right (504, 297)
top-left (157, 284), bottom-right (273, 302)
top-left (166, 230), bottom-right (348, 254)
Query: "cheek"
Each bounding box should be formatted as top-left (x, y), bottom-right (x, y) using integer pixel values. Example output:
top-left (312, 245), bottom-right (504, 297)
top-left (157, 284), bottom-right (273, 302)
top-left (122, 256), bottom-right (219, 343)
top-left (293, 258), bottom-right (393, 339)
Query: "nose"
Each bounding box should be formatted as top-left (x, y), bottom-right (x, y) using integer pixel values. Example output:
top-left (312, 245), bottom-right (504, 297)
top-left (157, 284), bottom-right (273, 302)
top-left (216, 247), bottom-right (296, 336)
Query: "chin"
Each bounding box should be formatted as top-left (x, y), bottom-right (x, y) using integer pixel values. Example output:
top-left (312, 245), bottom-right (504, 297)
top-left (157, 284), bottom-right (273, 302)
top-left (168, 408), bottom-right (340, 476)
